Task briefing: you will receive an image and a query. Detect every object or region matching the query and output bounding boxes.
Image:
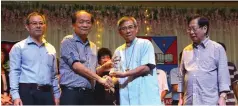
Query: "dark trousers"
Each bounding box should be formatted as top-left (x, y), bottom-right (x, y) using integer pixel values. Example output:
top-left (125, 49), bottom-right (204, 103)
top-left (172, 100), bottom-right (179, 105)
top-left (60, 86), bottom-right (95, 105)
top-left (19, 83), bottom-right (54, 105)
top-left (94, 82), bottom-right (119, 105)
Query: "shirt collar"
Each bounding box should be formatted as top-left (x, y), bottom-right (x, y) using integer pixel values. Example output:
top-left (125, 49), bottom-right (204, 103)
top-left (126, 37), bottom-right (138, 47)
top-left (73, 33), bottom-right (90, 46)
top-left (193, 37), bottom-right (209, 49)
top-left (26, 36), bottom-right (47, 45)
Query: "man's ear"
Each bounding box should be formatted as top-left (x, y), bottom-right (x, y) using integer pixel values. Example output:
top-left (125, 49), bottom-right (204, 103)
top-left (203, 25), bottom-right (207, 31)
top-left (135, 26), bottom-right (138, 33)
top-left (25, 24), bottom-right (30, 31)
top-left (72, 24), bottom-right (75, 30)
top-left (118, 30), bottom-right (123, 36)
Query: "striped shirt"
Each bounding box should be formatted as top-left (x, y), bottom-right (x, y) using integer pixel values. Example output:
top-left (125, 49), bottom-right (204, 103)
top-left (59, 34), bottom-right (97, 89)
top-left (226, 62), bottom-right (238, 105)
top-left (178, 37), bottom-right (230, 105)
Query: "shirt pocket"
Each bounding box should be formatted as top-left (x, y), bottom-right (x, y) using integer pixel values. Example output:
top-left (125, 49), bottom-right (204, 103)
top-left (22, 48), bottom-right (36, 66)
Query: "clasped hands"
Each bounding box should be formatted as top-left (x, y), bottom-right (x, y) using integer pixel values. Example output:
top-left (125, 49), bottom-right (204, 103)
top-left (100, 56), bottom-right (126, 93)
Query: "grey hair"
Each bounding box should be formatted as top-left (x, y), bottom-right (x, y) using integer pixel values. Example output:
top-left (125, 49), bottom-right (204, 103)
top-left (117, 16), bottom-right (137, 30)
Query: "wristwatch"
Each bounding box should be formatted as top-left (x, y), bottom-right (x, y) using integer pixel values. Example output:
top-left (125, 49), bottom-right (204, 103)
top-left (220, 93), bottom-right (227, 100)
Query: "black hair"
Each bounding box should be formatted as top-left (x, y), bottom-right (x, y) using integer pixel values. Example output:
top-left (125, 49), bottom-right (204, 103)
top-left (179, 51), bottom-right (183, 63)
top-left (1, 48), bottom-right (9, 64)
top-left (187, 14), bottom-right (209, 35)
top-left (71, 10), bottom-right (94, 24)
top-left (97, 48), bottom-right (112, 62)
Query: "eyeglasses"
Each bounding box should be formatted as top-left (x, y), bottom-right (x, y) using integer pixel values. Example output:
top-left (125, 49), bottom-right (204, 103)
top-left (187, 27), bottom-right (201, 32)
top-left (29, 22), bottom-right (45, 26)
top-left (119, 25), bottom-right (135, 31)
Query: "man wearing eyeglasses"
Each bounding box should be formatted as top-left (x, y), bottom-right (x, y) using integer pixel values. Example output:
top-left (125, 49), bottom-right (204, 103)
top-left (109, 16), bottom-right (161, 105)
top-left (9, 12), bottom-right (60, 105)
top-left (178, 15), bottom-right (230, 105)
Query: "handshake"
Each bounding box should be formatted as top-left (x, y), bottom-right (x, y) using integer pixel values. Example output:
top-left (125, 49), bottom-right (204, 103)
top-left (98, 56), bottom-right (123, 93)
top-left (100, 73), bottom-right (118, 93)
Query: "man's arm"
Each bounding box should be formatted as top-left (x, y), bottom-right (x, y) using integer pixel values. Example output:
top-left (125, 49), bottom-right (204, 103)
top-left (109, 65), bottom-right (151, 78)
top-left (217, 45), bottom-right (230, 105)
top-left (170, 68), bottom-right (179, 92)
top-left (178, 52), bottom-right (185, 105)
top-left (172, 84), bottom-right (178, 92)
top-left (60, 39), bottom-right (113, 88)
top-left (110, 39), bottom-right (155, 78)
top-left (232, 82), bottom-right (238, 101)
top-left (160, 70), bottom-right (169, 102)
top-left (161, 90), bottom-right (168, 102)
top-left (178, 93), bottom-right (184, 106)
top-left (9, 44), bottom-right (23, 105)
top-left (52, 53), bottom-right (60, 105)
top-left (72, 62), bottom-right (113, 88)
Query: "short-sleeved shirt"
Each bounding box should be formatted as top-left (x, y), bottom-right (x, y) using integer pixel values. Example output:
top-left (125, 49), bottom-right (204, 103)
top-left (113, 37), bottom-right (161, 105)
top-left (157, 69), bottom-right (169, 97)
top-left (170, 67), bottom-right (179, 100)
top-left (59, 34), bottom-right (97, 89)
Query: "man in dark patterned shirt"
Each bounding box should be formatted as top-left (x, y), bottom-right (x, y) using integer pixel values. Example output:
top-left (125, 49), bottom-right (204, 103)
top-left (59, 10), bottom-right (114, 105)
top-left (218, 42), bottom-right (238, 105)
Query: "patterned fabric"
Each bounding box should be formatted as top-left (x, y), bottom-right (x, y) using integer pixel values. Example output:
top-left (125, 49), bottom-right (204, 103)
top-left (226, 62), bottom-right (238, 105)
top-left (59, 34), bottom-right (97, 89)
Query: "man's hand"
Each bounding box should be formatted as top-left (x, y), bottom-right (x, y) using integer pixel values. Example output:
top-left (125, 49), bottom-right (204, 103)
top-left (103, 75), bottom-right (115, 93)
top-left (218, 96), bottom-right (226, 106)
top-left (109, 71), bottom-right (127, 78)
top-left (54, 98), bottom-right (60, 105)
top-left (98, 76), bottom-right (114, 89)
top-left (13, 98), bottom-right (23, 106)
